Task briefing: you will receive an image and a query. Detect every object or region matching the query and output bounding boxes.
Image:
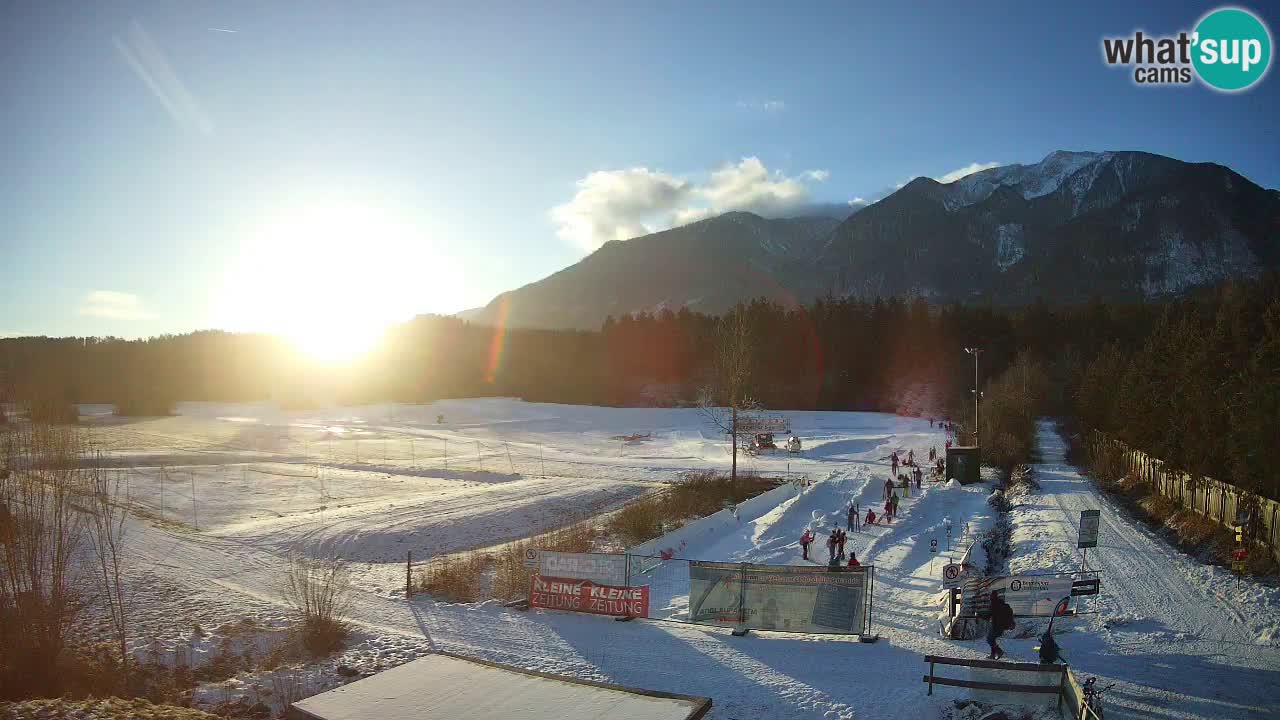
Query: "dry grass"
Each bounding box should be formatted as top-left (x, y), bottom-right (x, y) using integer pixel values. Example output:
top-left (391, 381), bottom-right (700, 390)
top-left (417, 550), bottom-right (489, 603)
top-left (607, 471), bottom-right (779, 546)
top-left (0, 697), bottom-right (223, 720)
top-left (492, 521), bottom-right (596, 600)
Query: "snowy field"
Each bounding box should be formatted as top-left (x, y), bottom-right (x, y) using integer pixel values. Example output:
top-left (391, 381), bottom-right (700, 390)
top-left (75, 401), bottom-right (1280, 719)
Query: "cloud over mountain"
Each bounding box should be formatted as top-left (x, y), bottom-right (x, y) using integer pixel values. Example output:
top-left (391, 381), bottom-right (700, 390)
top-left (550, 157), bottom-right (830, 251)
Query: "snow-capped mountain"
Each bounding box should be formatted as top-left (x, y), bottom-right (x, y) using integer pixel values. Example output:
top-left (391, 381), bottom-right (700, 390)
top-left (465, 151), bottom-right (1279, 329)
top-left (816, 150), bottom-right (1278, 304)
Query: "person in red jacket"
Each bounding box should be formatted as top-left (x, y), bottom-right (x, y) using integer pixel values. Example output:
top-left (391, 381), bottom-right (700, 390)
top-left (799, 529), bottom-right (813, 560)
top-left (865, 508), bottom-right (877, 526)
top-left (846, 552), bottom-right (860, 569)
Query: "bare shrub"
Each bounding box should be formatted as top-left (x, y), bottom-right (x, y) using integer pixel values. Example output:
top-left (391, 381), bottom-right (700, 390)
top-left (280, 556), bottom-right (352, 656)
top-left (0, 422), bottom-right (91, 698)
top-left (87, 463), bottom-right (130, 692)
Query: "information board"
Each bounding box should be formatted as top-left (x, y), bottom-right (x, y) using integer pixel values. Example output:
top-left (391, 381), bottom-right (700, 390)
top-left (959, 574), bottom-right (1076, 618)
top-left (1078, 510), bottom-right (1101, 549)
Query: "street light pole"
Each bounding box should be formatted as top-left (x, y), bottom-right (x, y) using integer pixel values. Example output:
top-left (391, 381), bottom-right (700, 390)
top-left (965, 347), bottom-right (982, 446)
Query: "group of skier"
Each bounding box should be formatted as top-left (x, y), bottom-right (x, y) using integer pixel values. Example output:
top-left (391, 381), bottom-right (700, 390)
top-left (799, 527), bottom-right (856, 565)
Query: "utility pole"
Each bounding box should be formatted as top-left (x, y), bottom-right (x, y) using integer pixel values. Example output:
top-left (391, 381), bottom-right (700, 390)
top-left (964, 347), bottom-right (982, 446)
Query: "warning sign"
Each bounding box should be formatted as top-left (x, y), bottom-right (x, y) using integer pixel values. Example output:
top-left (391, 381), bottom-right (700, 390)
top-left (522, 549), bottom-right (539, 569)
top-left (942, 563), bottom-right (964, 589)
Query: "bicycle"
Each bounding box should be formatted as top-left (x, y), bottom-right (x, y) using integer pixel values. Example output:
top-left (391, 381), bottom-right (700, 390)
top-left (1081, 676), bottom-right (1115, 719)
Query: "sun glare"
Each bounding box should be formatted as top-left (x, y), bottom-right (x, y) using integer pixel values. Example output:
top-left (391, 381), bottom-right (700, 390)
top-left (212, 201), bottom-right (458, 364)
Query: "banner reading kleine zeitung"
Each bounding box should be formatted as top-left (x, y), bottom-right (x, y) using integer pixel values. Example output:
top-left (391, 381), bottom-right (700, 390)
top-left (688, 561), bottom-right (869, 634)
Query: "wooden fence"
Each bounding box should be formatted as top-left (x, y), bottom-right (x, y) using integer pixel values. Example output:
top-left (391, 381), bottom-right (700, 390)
top-left (924, 656), bottom-right (1103, 719)
top-left (1087, 431), bottom-right (1280, 564)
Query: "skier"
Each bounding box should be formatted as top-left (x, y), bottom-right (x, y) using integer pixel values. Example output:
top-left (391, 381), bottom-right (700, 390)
top-left (836, 528), bottom-right (847, 560)
top-left (883, 496), bottom-right (894, 524)
top-left (800, 529), bottom-right (813, 560)
top-left (883, 476), bottom-right (895, 501)
top-left (929, 446), bottom-right (936, 462)
top-left (929, 417), bottom-right (934, 428)
top-left (890, 451), bottom-right (899, 477)
top-left (846, 552), bottom-right (861, 569)
top-left (983, 591), bottom-right (1015, 660)
top-left (907, 449), bottom-right (914, 466)
top-left (827, 529), bottom-right (839, 561)
top-left (914, 467), bottom-right (923, 489)
top-left (847, 505), bottom-right (858, 531)
top-left (865, 508), bottom-right (877, 526)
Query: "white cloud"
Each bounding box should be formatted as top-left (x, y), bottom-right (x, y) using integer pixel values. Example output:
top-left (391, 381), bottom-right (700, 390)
top-left (78, 291), bottom-right (155, 320)
top-left (934, 161), bottom-right (1000, 184)
top-left (849, 197), bottom-right (869, 206)
top-left (551, 157), bottom-right (831, 251)
top-left (736, 99), bottom-right (786, 112)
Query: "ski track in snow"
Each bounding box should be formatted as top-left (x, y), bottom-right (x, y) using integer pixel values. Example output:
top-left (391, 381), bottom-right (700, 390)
top-left (1009, 421), bottom-right (1280, 720)
top-left (89, 402), bottom-right (1280, 719)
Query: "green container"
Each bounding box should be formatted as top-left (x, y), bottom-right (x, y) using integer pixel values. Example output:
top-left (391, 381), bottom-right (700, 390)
top-left (946, 446), bottom-right (981, 485)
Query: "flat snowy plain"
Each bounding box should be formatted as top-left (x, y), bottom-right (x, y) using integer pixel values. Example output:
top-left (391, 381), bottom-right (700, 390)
top-left (74, 400), bottom-right (1280, 719)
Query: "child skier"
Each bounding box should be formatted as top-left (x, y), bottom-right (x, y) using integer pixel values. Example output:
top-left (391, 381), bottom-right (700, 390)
top-left (865, 508), bottom-right (877, 526)
top-left (800, 529), bottom-right (813, 560)
top-left (836, 528), bottom-right (847, 560)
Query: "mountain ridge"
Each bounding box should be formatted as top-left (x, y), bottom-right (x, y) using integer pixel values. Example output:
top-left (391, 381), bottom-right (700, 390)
top-left (463, 150), bottom-right (1280, 329)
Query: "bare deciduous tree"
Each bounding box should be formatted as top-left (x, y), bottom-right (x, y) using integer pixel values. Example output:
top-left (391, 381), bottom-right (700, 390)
top-left (699, 307), bottom-right (759, 485)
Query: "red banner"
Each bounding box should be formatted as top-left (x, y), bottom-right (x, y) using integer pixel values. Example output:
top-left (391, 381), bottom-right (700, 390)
top-left (529, 575), bottom-right (649, 618)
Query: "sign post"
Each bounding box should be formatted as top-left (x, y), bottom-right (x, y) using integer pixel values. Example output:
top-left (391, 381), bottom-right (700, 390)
top-left (1077, 510), bottom-right (1100, 570)
top-left (929, 538), bottom-right (937, 572)
top-left (1234, 524), bottom-right (1246, 590)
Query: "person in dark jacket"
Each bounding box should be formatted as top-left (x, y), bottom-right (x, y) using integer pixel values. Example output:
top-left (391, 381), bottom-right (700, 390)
top-left (847, 505), bottom-right (858, 531)
top-left (984, 591), bottom-right (1015, 659)
top-left (883, 476), bottom-right (895, 500)
top-left (836, 528), bottom-right (847, 559)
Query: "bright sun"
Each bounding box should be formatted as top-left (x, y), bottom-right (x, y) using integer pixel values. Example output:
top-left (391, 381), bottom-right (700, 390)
top-left (213, 202), bottom-right (457, 364)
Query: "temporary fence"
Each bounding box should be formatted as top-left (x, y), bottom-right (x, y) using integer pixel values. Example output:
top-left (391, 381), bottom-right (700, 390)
top-left (1087, 431), bottom-right (1280, 564)
top-left (525, 550), bottom-right (875, 636)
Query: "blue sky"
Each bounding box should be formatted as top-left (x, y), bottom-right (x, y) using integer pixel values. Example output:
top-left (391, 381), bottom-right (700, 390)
top-left (2, 0), bottom-right (1277, 341)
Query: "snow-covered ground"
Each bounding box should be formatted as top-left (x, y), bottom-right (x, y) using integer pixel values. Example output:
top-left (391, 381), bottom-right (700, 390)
top-left (79, 402), bottom-right (1280, 719)
top-left (1006, 421), bottom-right (1280, 719)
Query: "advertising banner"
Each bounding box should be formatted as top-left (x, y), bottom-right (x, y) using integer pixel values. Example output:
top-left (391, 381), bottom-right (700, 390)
top-left (959, 574), bottom-right (1076, 618)
top-left (529, 575), bottom-right (649, 617)
top-left (535, 551), bottom-right (628, 586)
top-left (688, 562), bottom-right (869, 634)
